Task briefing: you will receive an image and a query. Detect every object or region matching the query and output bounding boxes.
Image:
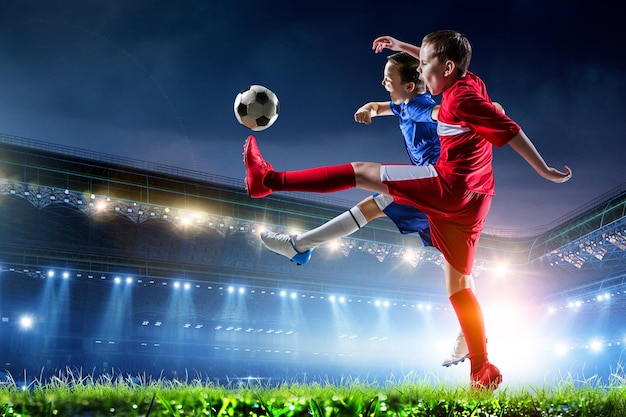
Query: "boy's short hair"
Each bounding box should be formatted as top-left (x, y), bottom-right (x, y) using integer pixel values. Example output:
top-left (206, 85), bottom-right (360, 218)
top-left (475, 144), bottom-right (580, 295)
top-left (387, 51), bottom-right (424, 90)
top-left (422, 30), bottom-right (472, 75)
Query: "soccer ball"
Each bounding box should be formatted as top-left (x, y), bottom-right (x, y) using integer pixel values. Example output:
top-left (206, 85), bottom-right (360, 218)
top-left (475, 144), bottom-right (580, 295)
top-left (233, 85), bottom-right (279, 131)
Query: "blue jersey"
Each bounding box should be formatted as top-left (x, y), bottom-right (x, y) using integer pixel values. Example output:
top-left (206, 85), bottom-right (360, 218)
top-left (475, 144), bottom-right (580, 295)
top-left (382, 92), bottom-right (439, 244)
top-left (390, 92), bottom-right (440, 166)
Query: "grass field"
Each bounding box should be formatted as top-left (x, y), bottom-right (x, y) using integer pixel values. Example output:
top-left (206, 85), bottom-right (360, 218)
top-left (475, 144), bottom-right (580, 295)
top-left (1, 369), bottom-right (625, 416)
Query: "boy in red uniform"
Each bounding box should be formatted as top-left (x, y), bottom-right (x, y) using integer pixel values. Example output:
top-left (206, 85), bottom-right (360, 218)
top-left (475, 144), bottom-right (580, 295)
top-left (243, 30), bottom-right (572, 389)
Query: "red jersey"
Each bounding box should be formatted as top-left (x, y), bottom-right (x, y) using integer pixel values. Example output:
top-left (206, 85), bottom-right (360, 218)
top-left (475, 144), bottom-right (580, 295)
top-left (435, 71), bottom-right (520, 195)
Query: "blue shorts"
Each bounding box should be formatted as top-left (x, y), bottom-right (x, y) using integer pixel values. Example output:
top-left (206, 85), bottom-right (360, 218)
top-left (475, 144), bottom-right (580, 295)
top-left (373, 193), bottom-right (432, 247)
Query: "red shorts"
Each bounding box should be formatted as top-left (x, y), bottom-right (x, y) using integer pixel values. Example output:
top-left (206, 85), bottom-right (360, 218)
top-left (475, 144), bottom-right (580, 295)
top-left (380, 165), bottom-right (492, 275)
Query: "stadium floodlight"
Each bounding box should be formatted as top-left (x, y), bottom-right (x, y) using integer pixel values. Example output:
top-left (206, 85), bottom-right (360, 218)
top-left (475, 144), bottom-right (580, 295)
top-left (19, 315), bottom-right (33, 330)
top-left (555, 343), bottom-right (568, 356)
top-left (590, 339), bottom-right (603, 352)
top-left (492, 262), bottom-right (509, 277)
top-left (95, 200), bottom-right (107, 211)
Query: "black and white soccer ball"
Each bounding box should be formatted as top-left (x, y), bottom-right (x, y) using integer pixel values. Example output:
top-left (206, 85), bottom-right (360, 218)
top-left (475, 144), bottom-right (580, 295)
top-left (233, 85), bottom-right (279, 131)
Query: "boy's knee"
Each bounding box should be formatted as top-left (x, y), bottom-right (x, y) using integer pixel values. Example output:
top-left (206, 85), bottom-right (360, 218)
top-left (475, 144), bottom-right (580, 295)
top-left (357, 197), bottom-right (385, 221)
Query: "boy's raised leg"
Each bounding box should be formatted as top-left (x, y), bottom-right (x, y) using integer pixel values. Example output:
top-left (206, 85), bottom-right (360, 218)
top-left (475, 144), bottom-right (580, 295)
top-left (243, 135), bottom-right (357, 198)
top-left (260, 205), bottom-right (369, 265)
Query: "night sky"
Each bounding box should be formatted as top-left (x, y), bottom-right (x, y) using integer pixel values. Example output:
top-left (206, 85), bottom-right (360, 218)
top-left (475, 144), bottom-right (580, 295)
top-left (0, 0), bottom-right (623, 230)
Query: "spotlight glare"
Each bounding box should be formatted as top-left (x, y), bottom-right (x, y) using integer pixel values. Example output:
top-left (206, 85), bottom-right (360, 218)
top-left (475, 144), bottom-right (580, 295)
top-left (228, 286), bottom-right (234, 293)
top-left (492, 262), bottom-right (509, 277)
top-left (174, 282), bottom-right (181, 289)
top-left (555, 343), bottom-right (568, 356)
top-left (590, 339), bottom-right (603, 352)
top-left (19, 315), bottom-right (34, 330)
top-left (238, 287), bottom-right (245, 294)
top-left (280, 290), bottom-right (286, 297)
top-left (47, 270), bottom-right (55, 278)
top-left (114, 277), bottom-right (121, 284)
top-left (95, 201), bottom-right (107, 211)
top-left (62, 271), bottom-right (70, 279)
top-left (290, 292), bottom-right (297, 299)
top-left (184, 283), bottom-right (191, 290)
top-left (126, 277), bottom-right (133, 284)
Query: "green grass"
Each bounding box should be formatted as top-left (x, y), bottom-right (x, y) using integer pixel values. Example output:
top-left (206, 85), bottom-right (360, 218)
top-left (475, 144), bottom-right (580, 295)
top-left (1, 369), bottom-right (625, 416)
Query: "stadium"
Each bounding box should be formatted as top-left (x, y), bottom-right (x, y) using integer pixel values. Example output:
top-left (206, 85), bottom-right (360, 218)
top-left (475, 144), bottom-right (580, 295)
top-left (0, 132), bottom-right (624, 390)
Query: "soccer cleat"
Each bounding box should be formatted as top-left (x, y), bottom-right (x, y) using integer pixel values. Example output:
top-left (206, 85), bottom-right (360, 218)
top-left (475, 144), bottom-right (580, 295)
top-left (260, 231), bottom-right (313, 265)
top-left (441, 331), bottom-right (469, 367)
top-left (243, 135), bottom-right (274, 198)
top-left (470, 362), bottom-right (502, 391)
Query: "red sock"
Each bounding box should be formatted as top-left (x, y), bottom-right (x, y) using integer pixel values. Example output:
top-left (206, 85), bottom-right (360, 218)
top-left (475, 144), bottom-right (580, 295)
top-left (449, 288), bottom-right (488, 374)
top-left (263, 163), bottom-right (356, 193)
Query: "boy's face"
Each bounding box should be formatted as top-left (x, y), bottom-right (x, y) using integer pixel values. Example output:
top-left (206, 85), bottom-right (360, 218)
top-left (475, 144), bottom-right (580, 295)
top-left (418, 42), bottom-right (449, 96)
top-left (381, 61), bottom-right (414, 104)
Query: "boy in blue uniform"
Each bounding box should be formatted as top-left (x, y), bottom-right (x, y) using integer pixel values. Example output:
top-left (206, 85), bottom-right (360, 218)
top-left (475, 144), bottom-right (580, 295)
top-left (261, 51), bottom-right (438, 264)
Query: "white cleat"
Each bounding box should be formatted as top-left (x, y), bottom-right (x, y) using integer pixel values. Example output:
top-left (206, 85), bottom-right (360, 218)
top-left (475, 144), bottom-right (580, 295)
top-left (260, 231), bottom-right (312, 265)
top-left (442, 331), bottom-right (469, 367)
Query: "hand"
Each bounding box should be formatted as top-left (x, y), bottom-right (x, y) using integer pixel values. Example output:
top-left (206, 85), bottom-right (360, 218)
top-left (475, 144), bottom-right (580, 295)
top-left (544, 165), bottom-right (572, 183)
top-left (354, 108), bottom-right (372, 124)
top-left (372, 36), bottom-right (402, 53)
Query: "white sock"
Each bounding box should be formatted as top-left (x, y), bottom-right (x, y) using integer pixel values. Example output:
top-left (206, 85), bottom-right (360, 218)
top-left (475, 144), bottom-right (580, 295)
top-left (293, 206), bottom-right (368, 252)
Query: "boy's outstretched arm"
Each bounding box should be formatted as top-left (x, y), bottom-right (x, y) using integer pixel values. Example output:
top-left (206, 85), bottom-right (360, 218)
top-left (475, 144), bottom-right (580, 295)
top-left (373, 36), bottom-right (421, 58)
top-left (508, 130), bottom-right (572, 183)
top-left (354, 101), bottom-right (392, 124)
